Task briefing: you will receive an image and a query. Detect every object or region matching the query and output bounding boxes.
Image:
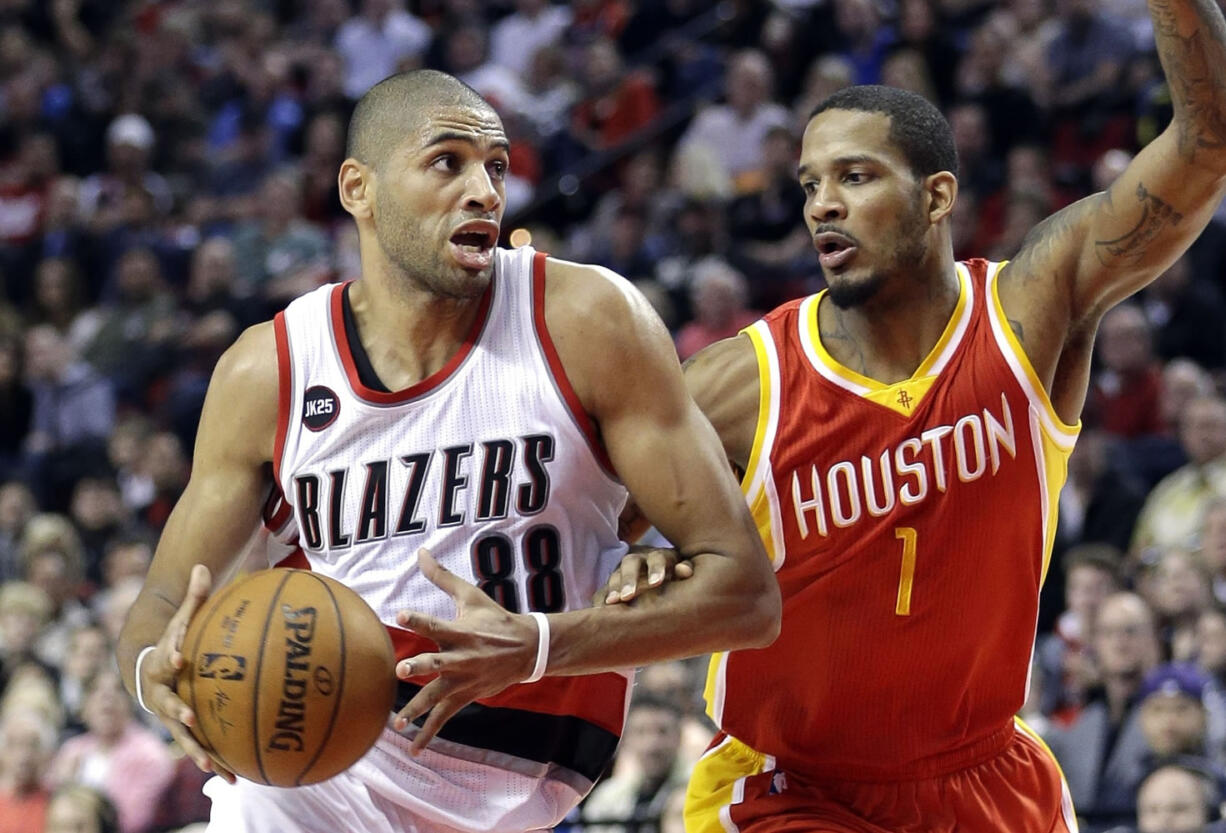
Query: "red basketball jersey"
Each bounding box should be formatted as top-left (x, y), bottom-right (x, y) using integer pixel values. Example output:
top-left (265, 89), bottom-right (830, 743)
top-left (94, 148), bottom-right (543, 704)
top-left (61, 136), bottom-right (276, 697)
top-left (705, 260), bottom-right (1079, 781)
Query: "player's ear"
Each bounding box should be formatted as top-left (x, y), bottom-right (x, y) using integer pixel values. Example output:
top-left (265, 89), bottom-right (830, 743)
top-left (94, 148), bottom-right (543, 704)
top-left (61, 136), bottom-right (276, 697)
top-left (338, 158), bottom-right (374, 221)
top-left (923, 171), bottom-right (957, 226)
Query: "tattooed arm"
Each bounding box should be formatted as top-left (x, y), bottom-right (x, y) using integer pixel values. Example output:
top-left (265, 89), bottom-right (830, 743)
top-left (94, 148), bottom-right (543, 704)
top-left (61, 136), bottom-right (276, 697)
top-left (997, 0), bottom-right (1226, 421)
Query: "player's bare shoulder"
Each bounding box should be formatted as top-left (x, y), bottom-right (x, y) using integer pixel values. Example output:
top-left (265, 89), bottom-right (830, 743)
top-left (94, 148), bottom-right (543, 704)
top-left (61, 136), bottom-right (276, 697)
top-left (684, 335), bottom-right (760, 472)
top-left (198, 320), bottom-right (281, 464)
top-left (541, 257), bottom-right (678, 416)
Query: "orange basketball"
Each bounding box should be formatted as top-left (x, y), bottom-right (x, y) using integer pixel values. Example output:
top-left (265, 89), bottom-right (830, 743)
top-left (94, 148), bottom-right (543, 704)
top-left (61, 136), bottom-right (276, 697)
top-left (176, 569), bottom-right (396, 786)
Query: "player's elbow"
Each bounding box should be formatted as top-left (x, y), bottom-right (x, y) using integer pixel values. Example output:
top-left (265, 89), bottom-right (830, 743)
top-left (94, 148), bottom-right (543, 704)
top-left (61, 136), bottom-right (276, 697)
top-left (742, 574), bottom-right (782, 648)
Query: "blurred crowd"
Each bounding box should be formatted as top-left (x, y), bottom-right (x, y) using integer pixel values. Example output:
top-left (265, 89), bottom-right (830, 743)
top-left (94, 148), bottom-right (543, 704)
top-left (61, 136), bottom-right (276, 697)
top-left (2, 0), bottom-right (1226, 832)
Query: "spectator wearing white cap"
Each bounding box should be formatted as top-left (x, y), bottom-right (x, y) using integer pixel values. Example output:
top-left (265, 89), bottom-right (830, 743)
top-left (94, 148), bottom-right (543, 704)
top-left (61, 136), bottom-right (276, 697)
top-left (77, 115), bottom-right (172, 235)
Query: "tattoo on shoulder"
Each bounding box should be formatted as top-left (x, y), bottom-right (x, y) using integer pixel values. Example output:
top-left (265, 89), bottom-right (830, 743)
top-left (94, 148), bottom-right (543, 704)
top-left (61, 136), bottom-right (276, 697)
top-left (1008, 318), bottom-right (1026, 345)
top-left (1095, 182), bottom-right (1184, 267)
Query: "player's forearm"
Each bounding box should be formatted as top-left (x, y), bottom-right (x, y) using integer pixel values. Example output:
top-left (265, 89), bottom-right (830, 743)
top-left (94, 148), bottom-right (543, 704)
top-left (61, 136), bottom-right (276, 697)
top-left (116, 590), bottom-right (179, 697)
top-left (1150, 0), bottom-right (1226, 167)
top-left (543, 549), bottom-right (781, 676)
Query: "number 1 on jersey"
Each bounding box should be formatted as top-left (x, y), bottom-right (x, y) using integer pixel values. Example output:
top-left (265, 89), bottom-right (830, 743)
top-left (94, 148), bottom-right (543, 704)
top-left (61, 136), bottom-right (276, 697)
top-left (894, 527), bottom-right (917, 616)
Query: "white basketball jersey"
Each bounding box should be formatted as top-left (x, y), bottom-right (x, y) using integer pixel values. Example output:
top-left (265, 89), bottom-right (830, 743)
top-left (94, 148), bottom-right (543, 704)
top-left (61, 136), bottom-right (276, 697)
top-left (267, 246), bottom-right (632, 831)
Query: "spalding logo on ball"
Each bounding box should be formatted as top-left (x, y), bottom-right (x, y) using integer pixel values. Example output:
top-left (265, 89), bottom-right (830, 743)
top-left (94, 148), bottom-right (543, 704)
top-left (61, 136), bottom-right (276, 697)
top-left (177, 569), bottom-right (396, 786)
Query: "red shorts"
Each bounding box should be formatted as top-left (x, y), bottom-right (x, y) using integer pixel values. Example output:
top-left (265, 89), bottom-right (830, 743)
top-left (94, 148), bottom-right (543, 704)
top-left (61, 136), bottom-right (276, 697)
top-left (685, 720), bottom-right (1078, 833)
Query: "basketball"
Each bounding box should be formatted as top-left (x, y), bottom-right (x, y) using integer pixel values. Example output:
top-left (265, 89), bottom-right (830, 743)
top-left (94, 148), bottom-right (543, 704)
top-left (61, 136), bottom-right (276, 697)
top-left (176, 569), bottom-right (396, 787)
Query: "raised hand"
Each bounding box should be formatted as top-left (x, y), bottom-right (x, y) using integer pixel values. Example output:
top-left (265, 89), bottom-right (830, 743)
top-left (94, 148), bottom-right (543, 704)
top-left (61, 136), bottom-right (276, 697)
top-left (393, 549), bottom-right (539, 755)
top-left (137, 564), bottom-right (237, 783)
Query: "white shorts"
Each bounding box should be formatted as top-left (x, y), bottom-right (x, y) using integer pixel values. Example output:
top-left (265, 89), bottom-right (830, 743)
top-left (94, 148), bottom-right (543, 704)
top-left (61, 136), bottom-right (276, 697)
top-left (202, 723), bottom-right (579, 833)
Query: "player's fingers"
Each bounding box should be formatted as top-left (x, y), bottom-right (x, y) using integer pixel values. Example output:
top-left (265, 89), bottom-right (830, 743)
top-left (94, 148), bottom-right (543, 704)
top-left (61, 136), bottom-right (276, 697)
top-left (394, 679), bottom-right (444, 731)
top-left (611, 553), bottom-right (646, 603)
top-left (395, 609), bottom-right (457, 641)
top-left (416, 549), bottom-right (471, 600)
top-left (168, 564), bottom-right (213, 667)
top-left (409, 697), bottom-right (465, 756)
top-left (155, 686), bottom-right (215, 772)
top-left (643, 549), bottom-right (680, 588)
top-left (396, 652), bottom-right (445, 681)
top-left (675, 561), bottom-right (694, 580)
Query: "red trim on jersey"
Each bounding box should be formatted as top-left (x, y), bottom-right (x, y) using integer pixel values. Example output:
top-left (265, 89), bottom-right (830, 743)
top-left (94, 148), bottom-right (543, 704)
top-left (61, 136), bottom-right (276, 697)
top-left (273, 547), bottom-right (309, 570)
top-left (272, 312), bottom-right (291, 486)
top-left (261, 487), bottom-right (293, 533)
top-left (330, 281), bottom-right (493, 405)
top-left (388, 623), bottom-right (627, 736)
top-left (530, 252), bottom-right (617, 476)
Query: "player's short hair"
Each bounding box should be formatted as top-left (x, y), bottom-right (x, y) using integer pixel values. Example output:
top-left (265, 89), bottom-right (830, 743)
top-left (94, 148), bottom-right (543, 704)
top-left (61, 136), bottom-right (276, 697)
top-left (810, 85), bottom-right (959, 179)
top-left (346, 70), bottom-right (494, 169)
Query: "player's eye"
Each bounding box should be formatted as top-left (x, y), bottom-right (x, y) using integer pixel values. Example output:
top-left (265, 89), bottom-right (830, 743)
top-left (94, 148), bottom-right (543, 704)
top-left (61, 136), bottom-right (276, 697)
top-left (487, 160), bottom-right (508, 179)
top-left (844, 171), bottom-right (871, 184)
top-left (431, 154), bottom-right (459, 172)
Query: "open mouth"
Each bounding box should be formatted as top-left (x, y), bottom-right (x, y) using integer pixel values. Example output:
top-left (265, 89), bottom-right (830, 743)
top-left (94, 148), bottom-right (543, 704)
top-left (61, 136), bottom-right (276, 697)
top-left (813, 231), bottom-right (858, 270)
top-left (448, 222), bottom-right (498, 270)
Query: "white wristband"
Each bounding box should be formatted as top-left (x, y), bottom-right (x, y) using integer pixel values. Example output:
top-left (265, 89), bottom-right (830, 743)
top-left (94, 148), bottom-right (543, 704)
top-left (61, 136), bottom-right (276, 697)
top-left (523, 612), bottom-right (550, 684)
top-left (134, 646), bottom-right (157, 714)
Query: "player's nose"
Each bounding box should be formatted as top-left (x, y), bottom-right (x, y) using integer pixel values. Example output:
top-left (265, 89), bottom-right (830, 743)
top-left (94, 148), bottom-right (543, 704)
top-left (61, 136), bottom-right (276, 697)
top-left (462, 164), bottom-right (502, 214)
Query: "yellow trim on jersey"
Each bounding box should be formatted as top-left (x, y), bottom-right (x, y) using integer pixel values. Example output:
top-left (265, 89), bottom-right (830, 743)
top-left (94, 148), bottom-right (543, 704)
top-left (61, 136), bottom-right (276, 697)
top-left (741, 326), bottom-right (773, 499)
top-left (1035, 417), bottom-right (1075, 586)
top-left (804, 265), bottom-right (970, 400)
top-left (704, 652), bottom-right (724, 726)
top-left (685, 735), bottom-right (769, 833)
top-left (988, 262), bottom-right (1079, 442)
top-left (1015, 715), bottom-right (1080, 833)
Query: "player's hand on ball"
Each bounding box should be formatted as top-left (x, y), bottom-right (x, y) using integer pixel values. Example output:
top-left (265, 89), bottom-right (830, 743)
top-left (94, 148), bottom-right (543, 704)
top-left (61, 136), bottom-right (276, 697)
top-left (594, 545), bottom-right (694, 607)
top-left (393, 549), bottom-right (540, 755)
top-left (142, 563), bottom-right (237, 783)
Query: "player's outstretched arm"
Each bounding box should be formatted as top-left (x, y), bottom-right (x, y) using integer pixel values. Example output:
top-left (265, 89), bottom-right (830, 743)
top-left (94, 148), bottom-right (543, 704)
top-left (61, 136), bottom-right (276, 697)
top-left (999, 0), bottom-right (1226, 415)
top-left (116, 323), bottom-right (279, 777)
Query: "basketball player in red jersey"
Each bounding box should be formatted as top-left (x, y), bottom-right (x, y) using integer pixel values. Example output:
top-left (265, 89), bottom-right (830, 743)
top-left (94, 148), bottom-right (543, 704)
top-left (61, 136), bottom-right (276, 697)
top-left (608, 1), bottom-right (1226, 830)
top-left (114, 70), bottom-right (780, 833)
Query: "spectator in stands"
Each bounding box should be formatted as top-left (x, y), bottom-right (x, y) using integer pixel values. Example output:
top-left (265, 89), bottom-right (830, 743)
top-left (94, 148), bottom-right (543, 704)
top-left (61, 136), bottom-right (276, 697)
top-left (1134, 397), bottom-right (1226, 557)
top-left (43, 783), bottom-right (120, 833)
top-left (1046, 592), bottom-right (1163, 831)
top-left (48, 667), bottom-right (174, 833)
top-left (230, 170), bottom-right (331, 306)
top-left (1058, 430), bottom-right (1148, 553)
top-left (725, 125), bottom-right (811, 300)
top-left (1138, 664), bottom-right (1218, 764)
top-left (568, 37), bottom-right (660, 155)
top-left (1038, 544), bottom-right (1123, 719)
top-left (1147, 549), bottom-right (1216, 662)
top-left (674, 260), bottom-right (759, 360)
top-left (335, 0), bottom-right (430, 100)
top-left (0, 580), bottom-right (54, 696)
top-left (1133, 761), bottom-right (1226, 833)
top-left (831, 0), bottom-right (897, 86)
top-left (678, 49), bottom-right (789, 193)
top-left (23, 324), bottom-right (114, 465)
top-left (1162, 360), bottom-right (1217, 446)
top-left (582, 694), bottom-right (688, 832)
top-left (1089, 303), bottom-right (1166, 439)
top-left (1201, 501), bottom-right (1226, 605)
top-left (78, 115), bottom-right (172, 237)
top-left (0, 482), bottom-right (35, 583)
top-left (19, 513), bottom-right (90, 667)
top-left (68, 475), bottom-right (127, 583)
top-left (790, 55), bottom-right (853, 135)
top-left (29, 257), bottom-right (102, 355)
top-left (490, 0), bottom-right (571, 79)
top-left (0, 707), bottom-right (55, 833)
top-left (1143, 254), bottom-right (1226, 371)
top-left (58, 623), bottom-right (109, 729)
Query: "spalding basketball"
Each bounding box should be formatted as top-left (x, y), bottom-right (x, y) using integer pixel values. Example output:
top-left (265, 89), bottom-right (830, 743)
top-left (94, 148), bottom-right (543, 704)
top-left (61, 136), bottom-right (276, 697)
top-left (177, 569), bottom-right (396, 786)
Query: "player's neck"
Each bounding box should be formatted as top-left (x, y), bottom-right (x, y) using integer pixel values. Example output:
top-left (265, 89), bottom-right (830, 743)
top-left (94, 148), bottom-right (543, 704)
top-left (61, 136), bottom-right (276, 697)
top-left (347, 270), bottom-right (488, 391)
top-left (819, 255), bottom-right (960, 385)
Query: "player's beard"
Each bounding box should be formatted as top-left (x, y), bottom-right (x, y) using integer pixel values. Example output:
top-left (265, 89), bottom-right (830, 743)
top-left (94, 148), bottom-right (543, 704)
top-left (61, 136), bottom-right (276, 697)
top-left (374, 192), bottom-right (492, 301)
top-left (828, 202), bottom-right (929, 310)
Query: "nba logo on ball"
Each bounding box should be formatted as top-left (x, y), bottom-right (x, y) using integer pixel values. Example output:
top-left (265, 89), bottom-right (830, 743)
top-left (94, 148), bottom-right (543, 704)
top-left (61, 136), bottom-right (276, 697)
top-left (303, 386), bottom-right (339, 431)
top-left (197, 653), bottom-right (246, 681)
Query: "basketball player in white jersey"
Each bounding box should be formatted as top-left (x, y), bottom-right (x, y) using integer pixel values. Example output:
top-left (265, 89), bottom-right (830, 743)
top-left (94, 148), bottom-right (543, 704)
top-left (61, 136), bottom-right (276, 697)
top-left (115, 70), bottom-right (781, 833)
